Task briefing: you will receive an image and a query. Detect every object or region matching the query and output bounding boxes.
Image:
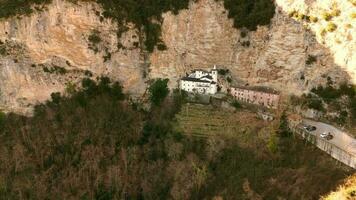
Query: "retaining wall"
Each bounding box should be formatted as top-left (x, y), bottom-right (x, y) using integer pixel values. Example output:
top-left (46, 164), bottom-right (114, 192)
top-left (293, 127), bottom-right (356, 169)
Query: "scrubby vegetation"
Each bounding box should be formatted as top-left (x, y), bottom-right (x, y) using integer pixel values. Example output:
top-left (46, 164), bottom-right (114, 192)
top-left (0, 77), bottom-right (352, 199)
top-left (288, 10), bottom-right (319, 24)
top-left (230, 100), bottom-right (241, 109)
top-left (148, 78), bottom-right (170, 106)
top-left (174, 104), bottom-right (352, 199)
top-left (0, 77), bottom-right (197, 199)
top-left (222, 0), bottom-right (275, 31)
top-left (0, 0), bottom-right (277, 51)
top-left (322, 12), bottom-right (333, 21)
top-left (306, 55), bottom-right (317, 65)
top-left (42, 65), bottom-right (67, 74)
top-left (218, 69), bottom-right (229, 76)
top-left (292, 82), bottom-right (356, 127)
top-left (0, 0), bottom-right (190, 53)
top-left (0, 40), bottom-right (8, 56)
top-left (88, 30), bottom-right (102, 53)
top-left (326, 22), bottom-right (337, 32)
top-left (323, 174), bottom-right (356, 200)
top-left (96, 0), bottom-right (190, 52)
top-left (0, 0), bottom-right (51, 19)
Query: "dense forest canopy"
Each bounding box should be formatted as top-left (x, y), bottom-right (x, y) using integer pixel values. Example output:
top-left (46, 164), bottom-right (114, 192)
top-left (0, 77), bottom-right (351, 199)
top-left (0, 0), bottom-right (52, 18)
top-left (222, 0), bottom-right (276, 31)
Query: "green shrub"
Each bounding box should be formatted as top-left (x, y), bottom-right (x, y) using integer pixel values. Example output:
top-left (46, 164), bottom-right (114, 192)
top-left (311, 86), bottom-right (339, 103)
top-left (157, 43), bottom-right (167, 51)
top-left (330, 9), bottom-right (341, 17)
top-left (310, 16), bottom-right (318, 23)
top-left (88, 30), bottom-right (102, 44)
top-left (277, 111), bottom-right (292, 137)
top-left (218, 69), bottom-right (229, 75)
top-left (0, 111), bottom-right (5, 130)
top-left (42, 65), bottom-right (67, 74)
top-left (267, 133), bottom-right (279, 153)
top-left (43, 66), bottom-right (51, 73)
top-left (240, 30), bottom-right (247, 38)
top-left (103, 52), bottom-right (111, 62)
top-left (350, 97), bottom-right (356, 120)
top-left (335, 110), bottom-right (348, 125)
top-left (0, 0), bottom-right (52, 19)
top-left (311, 83), bottom-right (355, 102)
top-left (306, 55), bottom-right (317, 65)
top-left (88, 30), bottom-right (102, 53)
top-left (222, 0), bottom-right (275, 31)
top-left (242, 41), bottom-right (250, 47)
top-left (302, 94), bottom-right (324, 111)
top-left (0, 40), bottom-right (8, 56)
top-left (84, 70), bottom-right (93, 77)
top-left (148, 78), bottom-right (170, 106)
top-left (322, 12), bottom-right (333, 21)
top-left (295, 13), bottom-right (305, 21)
top-left (326, 22), bottom-right (337, 32)
top-left (230, 100), bottom-right (241, 109)
top-left (96, 0), bottom-right (189, 52)
top-left (288, 10), bottom-right (297, 18)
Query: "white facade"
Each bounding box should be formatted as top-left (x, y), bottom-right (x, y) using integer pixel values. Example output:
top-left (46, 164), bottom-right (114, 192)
top-left (180, 66), bottom-right (218, 95)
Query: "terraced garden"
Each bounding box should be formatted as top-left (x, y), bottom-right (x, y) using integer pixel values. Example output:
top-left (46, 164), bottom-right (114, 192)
top-left (173, 103), bottom-right (273, 139)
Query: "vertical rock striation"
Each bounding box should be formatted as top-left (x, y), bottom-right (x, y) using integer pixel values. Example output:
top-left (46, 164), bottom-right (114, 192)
top-left (0, 0), bottom-right (354, 114)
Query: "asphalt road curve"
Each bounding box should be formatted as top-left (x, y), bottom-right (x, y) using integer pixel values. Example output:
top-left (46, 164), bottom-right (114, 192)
top-left (300, 119), bottom-right (356, 156)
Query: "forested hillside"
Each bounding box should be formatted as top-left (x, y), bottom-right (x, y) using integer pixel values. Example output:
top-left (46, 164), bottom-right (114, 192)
top-left (0, 78), bottom-right (352, 199)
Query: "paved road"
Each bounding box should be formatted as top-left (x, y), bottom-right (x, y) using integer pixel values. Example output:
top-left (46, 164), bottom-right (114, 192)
top-left (300, 119), bottom-right (356, 156)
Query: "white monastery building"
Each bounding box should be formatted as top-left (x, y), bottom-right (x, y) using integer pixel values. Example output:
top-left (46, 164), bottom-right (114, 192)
top-left (180, 66), bottom-right (218, 95)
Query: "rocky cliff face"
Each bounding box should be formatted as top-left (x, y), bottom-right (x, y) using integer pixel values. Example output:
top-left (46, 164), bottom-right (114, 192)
top-left (0, 0), bottom-right (354, 114)
top-left (276, 0), bottom-right (356, 83)
top-left (150, 0), bottom-right (353, 92)
top-left (0, 0), bottom-right (145, 114)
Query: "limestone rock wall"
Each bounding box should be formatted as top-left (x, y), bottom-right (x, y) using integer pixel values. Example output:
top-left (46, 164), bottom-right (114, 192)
top-left (0, 0), bottom-right (354, 114)
top-left (276, 0), bottom-right (356, 84)
top-left (149, 0), bottom-right (352, 93)
top-left (0, 0), bottom-right (146, 114)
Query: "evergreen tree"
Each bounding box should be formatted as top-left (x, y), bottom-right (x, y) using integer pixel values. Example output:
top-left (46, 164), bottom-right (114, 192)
top-left (277, 111), bottom-right (292, 137)
top-left (148, 78), bottom-right (170, 106)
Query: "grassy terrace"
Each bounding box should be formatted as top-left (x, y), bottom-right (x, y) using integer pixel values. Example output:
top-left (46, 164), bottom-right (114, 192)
top-left (173, 103), bottom-right (269, 138)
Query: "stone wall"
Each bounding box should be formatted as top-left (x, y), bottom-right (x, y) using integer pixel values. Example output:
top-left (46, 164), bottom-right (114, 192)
top-left (293, 127), bottom-right (356, 169)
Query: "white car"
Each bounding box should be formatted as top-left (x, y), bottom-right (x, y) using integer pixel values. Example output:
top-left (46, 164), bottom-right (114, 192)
top-left (320, 132), bottom-right (333, 140)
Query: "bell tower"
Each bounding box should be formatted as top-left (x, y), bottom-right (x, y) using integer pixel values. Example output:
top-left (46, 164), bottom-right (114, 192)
top-left (211, 65), bottom-right (218, 82)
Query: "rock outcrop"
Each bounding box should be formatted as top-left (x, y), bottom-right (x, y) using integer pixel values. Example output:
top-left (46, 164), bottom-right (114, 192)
top-left (276, 0), bottom-right (356, 83)
top-left (149, 0), bottom-right (352, 93)
top-left (0, 0), bottom-right (354, 114)
top-left (0, 0), bottom-right (146, 114)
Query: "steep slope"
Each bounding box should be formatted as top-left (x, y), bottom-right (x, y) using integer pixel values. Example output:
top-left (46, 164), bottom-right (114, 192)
top-left (0, 0), bottom-right (145, 114)
top-left (322, 174), bottom-right (356, 200)
top-left (149, 0), bottom-right (351, 93)
top-left (0, 0), bottom-right (354, 114)
top-left (276, 0), bottom-right (356, 84)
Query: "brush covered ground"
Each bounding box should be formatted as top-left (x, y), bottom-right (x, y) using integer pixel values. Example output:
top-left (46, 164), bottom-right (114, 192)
top-left (0, 78), bottom-right (354, 199)
top-left (174, 103), bottom-right (355, 199)
top-left (322, 174), bottom-right (356, 200)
